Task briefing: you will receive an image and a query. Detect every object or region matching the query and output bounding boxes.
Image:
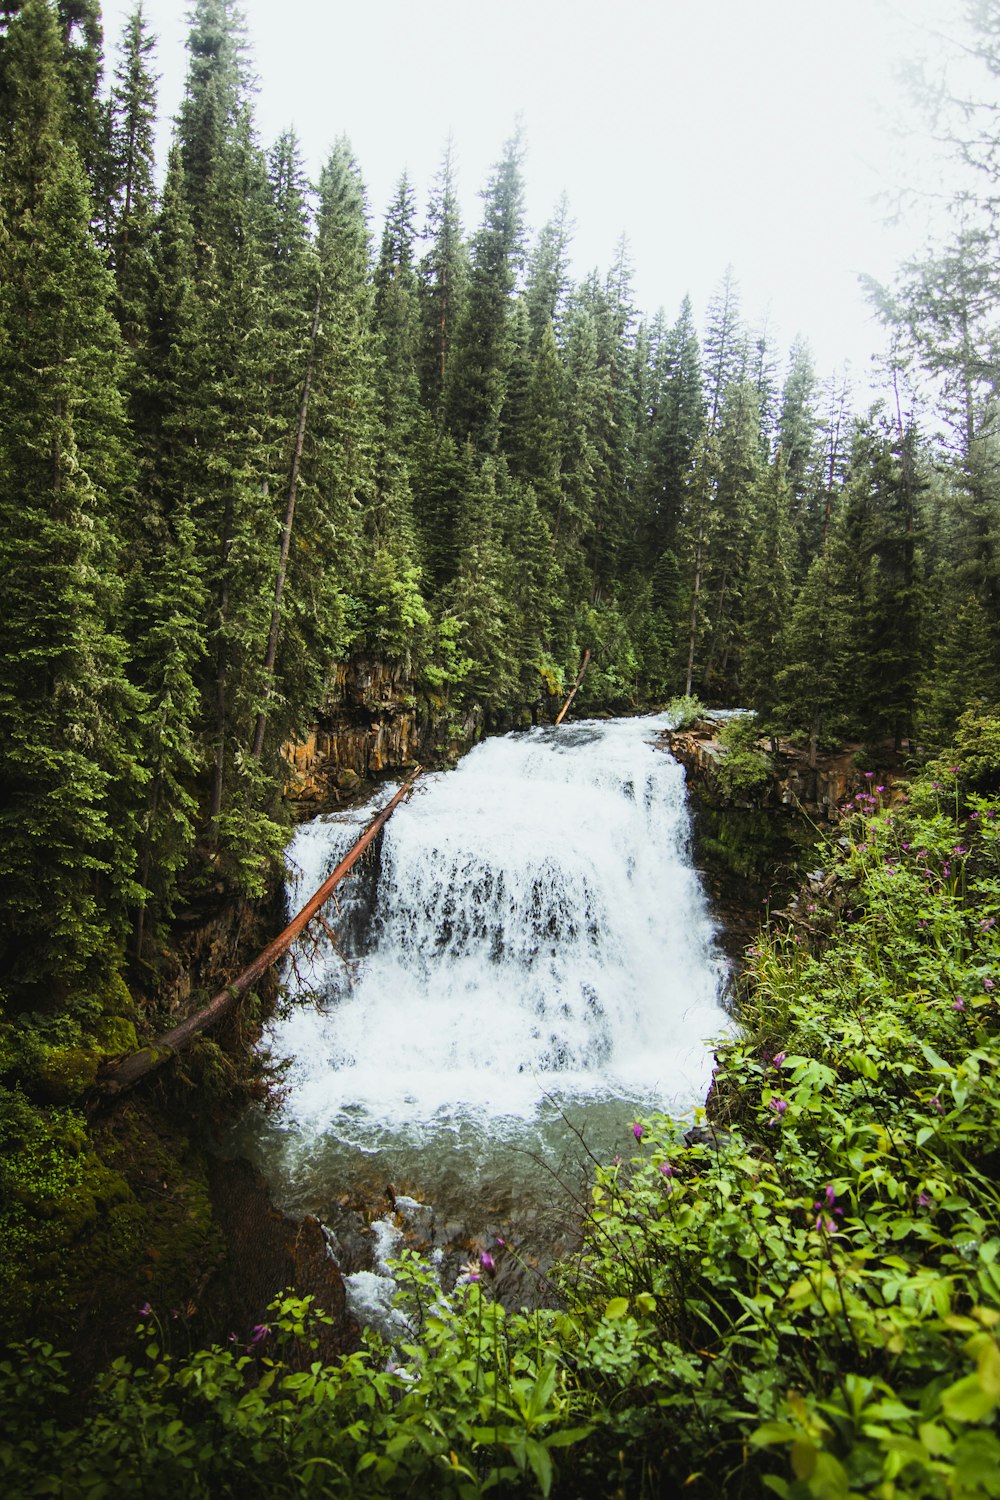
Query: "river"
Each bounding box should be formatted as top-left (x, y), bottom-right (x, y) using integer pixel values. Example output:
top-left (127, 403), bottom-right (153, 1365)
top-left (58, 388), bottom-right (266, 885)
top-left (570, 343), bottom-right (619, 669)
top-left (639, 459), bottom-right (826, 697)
top-left (236, 714), bottom-right (732, 1299)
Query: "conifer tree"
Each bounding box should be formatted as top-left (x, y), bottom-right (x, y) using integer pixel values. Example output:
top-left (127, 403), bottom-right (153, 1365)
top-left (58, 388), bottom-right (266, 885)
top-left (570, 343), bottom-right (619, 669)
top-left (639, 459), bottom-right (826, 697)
top-left (374, 172), bottom-right (423, 454)
top-left (0, 0), bottom-right (144, 1000)
top-left (742, 449), bottom-right (794, 721)
top-left (417, 137), bottom-right (468, 422)
top-left (103, 3), bottom-right (158, 347)
top-left (778, 336), bottom-right (819, 520)
top-left (124, 148), bottom-right (209, 945)
top-left (679, 428), bottom-right (721, 695)
top-left (776, 529), bottom-right (853, 765)
top-left (836, 416), bottom-right (926, 747)
top-left (445, 128), bottom-right (526, 448)
top-left (174, 0), bottom-right (280, 876)
top-left (518, 318), bottom-right (565, 529)
top-left (702, 379), bottom-right (762, 692)
top-left (641, 295), bottom-right (703, 562)
top-left (922, 589), bottom-right (999, 737)
top-left (702, 265), bottom-right (745, 431)
top-left (524, 193), bottom-right (573, 350)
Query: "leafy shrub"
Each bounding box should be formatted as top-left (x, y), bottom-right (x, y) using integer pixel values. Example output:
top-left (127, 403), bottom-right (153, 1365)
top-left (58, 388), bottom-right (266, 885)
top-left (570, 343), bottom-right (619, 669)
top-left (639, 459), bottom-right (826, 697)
top-left (666, 693), bottom-right (705, 730)
top-left (715, 712), bottom-right (771, 798)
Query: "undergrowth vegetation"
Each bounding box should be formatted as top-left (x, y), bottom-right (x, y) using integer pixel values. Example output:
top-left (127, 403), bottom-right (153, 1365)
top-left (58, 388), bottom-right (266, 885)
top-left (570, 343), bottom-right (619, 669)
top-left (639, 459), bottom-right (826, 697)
top-left (3, 717), bottom-right (1000, 1498)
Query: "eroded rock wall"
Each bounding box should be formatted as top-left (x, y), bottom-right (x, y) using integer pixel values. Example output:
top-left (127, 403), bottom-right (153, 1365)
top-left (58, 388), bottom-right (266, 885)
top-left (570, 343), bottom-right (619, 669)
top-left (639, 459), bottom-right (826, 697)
top-left (282, 659), bottom-right (484, 805)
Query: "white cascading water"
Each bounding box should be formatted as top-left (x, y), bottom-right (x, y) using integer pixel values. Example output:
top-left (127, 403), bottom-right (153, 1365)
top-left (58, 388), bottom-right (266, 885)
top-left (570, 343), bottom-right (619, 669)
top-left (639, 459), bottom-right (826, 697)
top-left (249, 716), bottom-right (731, 1222)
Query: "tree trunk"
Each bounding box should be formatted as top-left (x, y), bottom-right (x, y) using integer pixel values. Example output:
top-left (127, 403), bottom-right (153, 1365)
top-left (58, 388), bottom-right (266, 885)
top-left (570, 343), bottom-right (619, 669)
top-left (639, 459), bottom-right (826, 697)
top-left (252, 287), bottom-right (322, 761)
top-left (96, 768), bottom-right (422, 1102)
top-left (684, 525), bottom-right (704, 697)
top-left (555, 648), bottom-right (592, 724)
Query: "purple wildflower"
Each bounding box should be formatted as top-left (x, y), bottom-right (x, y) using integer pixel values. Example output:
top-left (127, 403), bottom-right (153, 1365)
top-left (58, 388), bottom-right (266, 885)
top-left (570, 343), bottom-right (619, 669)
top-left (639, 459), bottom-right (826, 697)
top-left (985, 978), bottom-right (996, 993)
top-left (930, 1095), bottom-right (945, 1115)
top-left (918, 1192), bottom-right (931, 1209)
top-left (659, 1160), bottom-right (675, 1177)
top-left (772, 1051), bottom-right (787, 1069)
top-left (137, 1302), bottom-right (152, 1318)
top-left (632, 1122), bottom-right (644, 1143)
top-left (769, 1097), bottom-right (788, 1122)
top-left (249, 1323), bottom-right (270, 1348)
top-left (953, 997), bottom-right (966, 1012)
top-left (481, 1252), bottom-right (495, 1273)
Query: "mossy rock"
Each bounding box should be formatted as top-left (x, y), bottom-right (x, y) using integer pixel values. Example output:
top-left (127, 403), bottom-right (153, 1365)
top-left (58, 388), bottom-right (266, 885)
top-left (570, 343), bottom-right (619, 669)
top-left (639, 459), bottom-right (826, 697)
top-left (36, 1045), bottom-right (101, 1102)
top-left (94, 1015), bottom-right (138, 1056)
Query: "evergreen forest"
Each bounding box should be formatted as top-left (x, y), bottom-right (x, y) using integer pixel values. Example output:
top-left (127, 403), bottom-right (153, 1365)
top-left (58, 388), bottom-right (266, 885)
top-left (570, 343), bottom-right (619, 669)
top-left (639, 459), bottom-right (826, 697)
top-left (3, 1), bottom-right (1000, 1496)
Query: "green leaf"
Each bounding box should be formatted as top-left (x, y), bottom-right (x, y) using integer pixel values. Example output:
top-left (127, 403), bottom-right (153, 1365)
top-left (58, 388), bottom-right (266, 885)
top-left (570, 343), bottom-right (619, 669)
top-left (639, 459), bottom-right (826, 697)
top-left (751, 1422), bottom-right (802, 1448)
top-left (525, 1436), bottom-right (553, 1497)
top-left (941, 1372), bottom-right (999, 1424)
top-left (604, 1297), bottom-right (629, 1321)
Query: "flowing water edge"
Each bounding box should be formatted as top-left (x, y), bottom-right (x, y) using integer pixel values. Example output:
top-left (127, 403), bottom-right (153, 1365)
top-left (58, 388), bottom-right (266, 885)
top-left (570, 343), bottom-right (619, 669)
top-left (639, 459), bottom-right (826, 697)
top-left (234, 714), bottom-right (734, 1316)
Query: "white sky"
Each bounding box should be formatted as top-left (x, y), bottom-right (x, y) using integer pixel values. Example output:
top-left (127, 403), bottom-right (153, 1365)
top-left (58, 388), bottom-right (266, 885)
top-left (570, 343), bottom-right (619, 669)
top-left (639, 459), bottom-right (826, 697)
top-left (102, 0), bottom-right (969, 391)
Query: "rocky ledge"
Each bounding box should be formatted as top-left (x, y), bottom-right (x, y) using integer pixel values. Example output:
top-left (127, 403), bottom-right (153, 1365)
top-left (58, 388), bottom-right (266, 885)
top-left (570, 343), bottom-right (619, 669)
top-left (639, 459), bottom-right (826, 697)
top-left (666, 716), bottom-right (909, 824)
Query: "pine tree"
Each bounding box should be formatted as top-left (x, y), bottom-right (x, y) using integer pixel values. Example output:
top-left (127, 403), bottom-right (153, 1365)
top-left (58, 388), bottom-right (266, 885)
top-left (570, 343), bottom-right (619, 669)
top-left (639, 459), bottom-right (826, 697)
top-left (524, 193), bottom-right (573, 350)
top-left (778, 336), bottom-right (819, 521)
top-left (678, 428), bottom-right (721, 696)
top-left (836, 415), bottom-right (926, 747)
top-left (174, 0), bottom-right (280, 877)
top-left (776, 532), bottom-right (853, 765)
top-left (374, 172), bottom-right (422, 454)
top-left (702, 265), bottom-right (745, 431)
top-left (125, 148), bottom-right (209, 945)
top-left (0, 0), bottom-right (144, 1000)
top-left (641, 295), bottom-right (703, 561)
top-left (922, 588), bottom-right (999, 737)
top-left (445, 128), bottom-right (526, 448)
top-left (519, 317), bottom-right (565, 530)
top-left (742, 449), bottom-right (794, 721)
top-left (417, 137), bottom-right (468, 422)
top-left (702, 379), bottom-right (762, 693)
top-left (103, 3), bottom-right (158, 347)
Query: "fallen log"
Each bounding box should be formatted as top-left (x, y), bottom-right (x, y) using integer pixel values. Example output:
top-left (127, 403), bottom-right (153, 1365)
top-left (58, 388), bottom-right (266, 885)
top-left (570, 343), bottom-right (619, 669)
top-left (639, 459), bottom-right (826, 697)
top-left (96, 768), bottom-right (422, 1101)
top-left (555, 648), bottom-right (592, 725)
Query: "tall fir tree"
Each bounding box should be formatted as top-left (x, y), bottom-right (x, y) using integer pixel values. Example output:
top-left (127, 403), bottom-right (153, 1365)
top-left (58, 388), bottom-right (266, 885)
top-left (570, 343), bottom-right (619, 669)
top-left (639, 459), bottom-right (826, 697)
top-left (103, 3), bottom-right (158, 347)
top-left (0, 0), bottom-right (144, 1001)
top-left (417, 136), bottom-right (468, 423)
top-left (444, 127), bottom-right (526, 449)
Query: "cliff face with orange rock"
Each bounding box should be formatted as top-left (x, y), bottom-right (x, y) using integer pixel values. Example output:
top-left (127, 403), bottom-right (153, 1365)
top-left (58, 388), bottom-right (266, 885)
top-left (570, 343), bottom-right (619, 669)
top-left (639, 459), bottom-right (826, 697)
top-left (280, 660), bottom-right (485, 805)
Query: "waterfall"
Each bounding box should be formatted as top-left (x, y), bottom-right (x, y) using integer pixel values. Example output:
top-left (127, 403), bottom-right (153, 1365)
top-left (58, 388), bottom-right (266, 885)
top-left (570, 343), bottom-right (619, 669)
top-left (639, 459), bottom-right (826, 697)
top-left (255, 716), bottom-right (730, 1211)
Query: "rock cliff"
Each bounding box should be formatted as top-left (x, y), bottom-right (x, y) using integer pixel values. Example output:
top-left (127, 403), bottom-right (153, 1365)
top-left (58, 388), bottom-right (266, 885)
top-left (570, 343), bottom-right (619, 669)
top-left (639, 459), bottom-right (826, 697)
top-left (281, 659), bottom-right (483, 804)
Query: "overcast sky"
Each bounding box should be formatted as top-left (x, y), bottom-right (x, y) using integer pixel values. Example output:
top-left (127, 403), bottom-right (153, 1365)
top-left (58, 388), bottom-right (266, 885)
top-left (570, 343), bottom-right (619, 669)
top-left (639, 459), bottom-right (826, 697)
top-left (102, 0), bottom-right (967, 391)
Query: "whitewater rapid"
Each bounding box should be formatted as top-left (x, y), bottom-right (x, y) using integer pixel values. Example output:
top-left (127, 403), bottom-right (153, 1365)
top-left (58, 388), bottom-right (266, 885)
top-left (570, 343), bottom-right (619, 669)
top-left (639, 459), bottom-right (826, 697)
top-left (263, 715), bottom-right (730, 1149)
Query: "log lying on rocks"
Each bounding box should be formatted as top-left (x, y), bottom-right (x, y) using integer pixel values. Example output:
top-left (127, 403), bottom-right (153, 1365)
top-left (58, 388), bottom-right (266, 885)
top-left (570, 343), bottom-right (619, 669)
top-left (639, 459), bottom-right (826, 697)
top-left (97, 768), bottom-right (422, 1102)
